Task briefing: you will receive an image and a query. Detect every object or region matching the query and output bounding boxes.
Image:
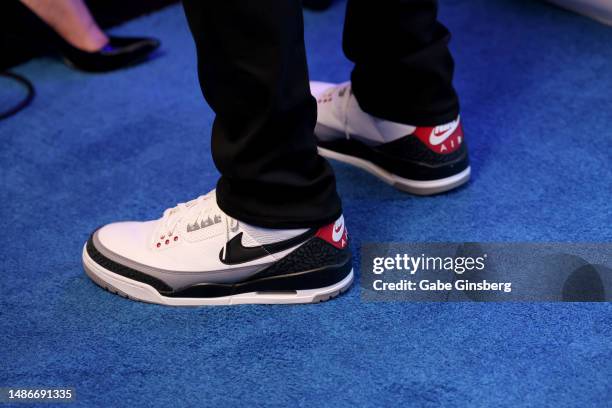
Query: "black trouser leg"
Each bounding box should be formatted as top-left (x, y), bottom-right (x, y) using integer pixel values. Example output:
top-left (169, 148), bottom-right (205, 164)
top-left (344, 0), bottom-right (459, 126)
top-left (182, 0), bottom-right (341, 229)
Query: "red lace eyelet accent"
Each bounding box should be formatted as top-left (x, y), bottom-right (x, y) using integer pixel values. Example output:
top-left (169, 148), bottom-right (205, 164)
top-left (156, 243), bottom-right (161, 248)
top-left (174, 236), bottom-right (178, 241)
top-left (160, 235), bottom-right (165, 240)
top-left (165, 240), bottom-right (170, 245)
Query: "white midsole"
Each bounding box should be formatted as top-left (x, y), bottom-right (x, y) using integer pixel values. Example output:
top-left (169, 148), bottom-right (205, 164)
top-left (318, 146), bottom-right (471, 195)
top-left (82, 245), bottom-right (353, 306)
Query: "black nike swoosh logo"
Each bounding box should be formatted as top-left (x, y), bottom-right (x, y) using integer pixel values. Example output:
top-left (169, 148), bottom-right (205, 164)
top-left (219, 229), bottom-right (316, 265)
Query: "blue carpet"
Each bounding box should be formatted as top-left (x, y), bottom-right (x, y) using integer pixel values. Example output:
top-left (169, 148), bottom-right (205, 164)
top-left (1, 0), bottom-right (611, 406)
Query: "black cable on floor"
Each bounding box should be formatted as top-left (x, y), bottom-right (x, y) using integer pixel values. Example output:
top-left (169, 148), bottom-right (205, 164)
top-left (0, 71), bottom-right (35, 120)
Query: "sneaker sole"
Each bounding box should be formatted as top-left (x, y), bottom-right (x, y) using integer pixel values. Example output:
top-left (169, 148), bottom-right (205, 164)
top-left (82, 245), bottom-right (353, 306)
top-left (318, 146), bottom-right (471, 195)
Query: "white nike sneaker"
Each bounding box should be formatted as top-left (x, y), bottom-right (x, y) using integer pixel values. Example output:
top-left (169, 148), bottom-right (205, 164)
top-left (82, 190), bottom-right (352, 306)
top-left (311, 81), bottom-right (471, 195)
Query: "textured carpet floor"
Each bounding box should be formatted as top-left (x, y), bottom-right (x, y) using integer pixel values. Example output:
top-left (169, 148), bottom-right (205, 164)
top-left (1, 0), bottom-right (611, 406)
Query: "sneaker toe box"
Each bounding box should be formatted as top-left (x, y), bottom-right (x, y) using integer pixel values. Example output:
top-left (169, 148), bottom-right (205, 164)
top-left (92, 221), bottom-right (157, 264)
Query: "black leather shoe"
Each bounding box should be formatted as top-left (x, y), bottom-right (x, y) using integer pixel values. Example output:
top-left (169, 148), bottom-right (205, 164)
top-left (59, 36), bottom-right (160, 73)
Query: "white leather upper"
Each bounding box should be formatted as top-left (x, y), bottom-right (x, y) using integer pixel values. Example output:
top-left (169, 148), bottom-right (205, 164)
top-left (94, 191), bottom-right (289, 273)
top-left (310, 81), bottom-right (416, 146)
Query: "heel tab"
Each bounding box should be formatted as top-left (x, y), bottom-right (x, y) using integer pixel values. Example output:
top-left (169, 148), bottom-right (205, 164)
top-left (316, 215), bottom-right (348, 249)
top-left (413, 116), bottom-right (463, 154)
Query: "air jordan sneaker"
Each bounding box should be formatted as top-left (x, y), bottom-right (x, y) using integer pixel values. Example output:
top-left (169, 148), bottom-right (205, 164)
top-left (82, 190), bottom-right (353, 305)
top-left (311, 81), bottom-right (470, 195)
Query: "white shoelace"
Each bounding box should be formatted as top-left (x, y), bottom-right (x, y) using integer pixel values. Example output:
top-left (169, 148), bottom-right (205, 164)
top-left (159, 191), bottom-right (216, 237)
